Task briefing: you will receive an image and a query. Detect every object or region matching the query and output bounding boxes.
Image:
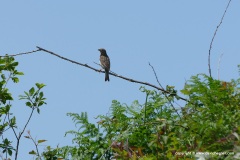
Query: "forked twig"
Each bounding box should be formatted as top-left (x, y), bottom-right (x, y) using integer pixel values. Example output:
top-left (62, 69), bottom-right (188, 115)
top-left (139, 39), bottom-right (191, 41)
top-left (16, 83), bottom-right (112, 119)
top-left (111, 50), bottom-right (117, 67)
top-left (148, 63), bottom-right (181, 119)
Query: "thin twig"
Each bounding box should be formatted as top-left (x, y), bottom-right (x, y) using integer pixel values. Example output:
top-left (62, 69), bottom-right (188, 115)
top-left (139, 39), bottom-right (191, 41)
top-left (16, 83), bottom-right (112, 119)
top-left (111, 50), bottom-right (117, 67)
top-left (208, 0), bottom-right (232, 78)
top-left (14, 108), bottom-right (35, 160)
top-left (148, 63), bottom-right (181, 119)
top-left (26, 131), bottom-right (41, 159)
top-left (7, 113), bottom-right (18, 139)
top-left (93, 61), bottom-right (102, 68)
top-left (217, 53), bottom-right (224, 80)
top-left (144, 93), bottom-right (149, 124)
top-left (94, 61), bottom-right (117, 75)
top-left (3, 73), bottom-right (13, 89)
top-left (0, 49), bottom-right (40, 57)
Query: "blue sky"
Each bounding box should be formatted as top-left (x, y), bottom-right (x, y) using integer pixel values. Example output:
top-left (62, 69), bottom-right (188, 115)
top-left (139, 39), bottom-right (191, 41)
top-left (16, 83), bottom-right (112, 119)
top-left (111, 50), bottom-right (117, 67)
top-left (0, 1), bottom-right (239, 159)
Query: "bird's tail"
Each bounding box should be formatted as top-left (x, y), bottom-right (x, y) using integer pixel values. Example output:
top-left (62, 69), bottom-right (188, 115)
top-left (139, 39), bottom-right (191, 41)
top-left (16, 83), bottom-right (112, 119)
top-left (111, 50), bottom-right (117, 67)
top-left (105, 70), bottom-right (110, 81)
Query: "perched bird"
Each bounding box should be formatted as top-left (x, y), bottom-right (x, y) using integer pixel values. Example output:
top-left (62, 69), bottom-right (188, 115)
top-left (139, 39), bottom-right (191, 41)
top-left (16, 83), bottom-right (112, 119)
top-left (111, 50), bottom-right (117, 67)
top-left (98, 48), bottom-right (110, 81)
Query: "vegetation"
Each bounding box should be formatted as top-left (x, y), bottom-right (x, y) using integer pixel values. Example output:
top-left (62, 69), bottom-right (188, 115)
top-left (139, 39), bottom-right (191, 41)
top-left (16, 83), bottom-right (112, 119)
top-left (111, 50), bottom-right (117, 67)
top-left (0, 56), bottom-right (46, 160)
top-left (42, 74), bottom-right (240, 159)
top-left (0, 55), bottom-right (239, 160)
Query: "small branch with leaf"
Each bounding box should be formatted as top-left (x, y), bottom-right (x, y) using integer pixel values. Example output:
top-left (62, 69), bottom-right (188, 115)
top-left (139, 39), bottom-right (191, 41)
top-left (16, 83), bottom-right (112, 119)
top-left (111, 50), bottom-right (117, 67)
top-left (24, 130), bottom-right (47, 159)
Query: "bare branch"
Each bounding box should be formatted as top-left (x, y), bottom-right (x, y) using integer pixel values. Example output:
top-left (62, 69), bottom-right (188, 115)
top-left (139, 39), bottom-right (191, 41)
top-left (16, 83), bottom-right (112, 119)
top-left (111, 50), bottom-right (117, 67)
top-left (26, 131), bottom-right (42, 159)
top-left (217, 53), bottom-right (224, 80)
top-left (0, 46), bottom-right (188, 102)
top-left (148, 63), bottom-right (164, 89)
top-left (36, 46), bottom-right (188, 102)
top-left (208, 0), bottom-right (232, 78)
top-left (148, 63), bottom-right (181, 119)
top-left (0, 49), bottom-right (40, 57)
top-left (15, 108), bottom-right (35, 160)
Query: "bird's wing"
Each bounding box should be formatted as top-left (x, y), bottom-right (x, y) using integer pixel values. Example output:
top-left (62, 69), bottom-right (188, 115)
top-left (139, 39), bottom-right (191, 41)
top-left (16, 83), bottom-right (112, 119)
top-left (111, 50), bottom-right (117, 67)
top-left (100, 55), bottom-right (110, 70)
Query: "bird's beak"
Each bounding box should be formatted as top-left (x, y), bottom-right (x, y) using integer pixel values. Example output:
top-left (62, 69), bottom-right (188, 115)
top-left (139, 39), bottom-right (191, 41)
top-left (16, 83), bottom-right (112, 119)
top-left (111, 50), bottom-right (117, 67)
top-left (98, 49), bottom-right (100, 51)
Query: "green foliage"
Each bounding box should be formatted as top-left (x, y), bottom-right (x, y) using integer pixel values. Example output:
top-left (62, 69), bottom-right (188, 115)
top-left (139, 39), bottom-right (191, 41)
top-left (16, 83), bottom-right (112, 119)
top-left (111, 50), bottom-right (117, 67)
top-left (0, 56), bottom-right (46, 159)
top-left (0, 138), bottom-right (15, 156)
top-left (1, 56), bottom-right (237, 159)
top-left (19, 83), bottom-right (47, 113)
top-left (0, 56), bottom-right (23, 158)
top-left (43, 72), bottom-right (240, 160)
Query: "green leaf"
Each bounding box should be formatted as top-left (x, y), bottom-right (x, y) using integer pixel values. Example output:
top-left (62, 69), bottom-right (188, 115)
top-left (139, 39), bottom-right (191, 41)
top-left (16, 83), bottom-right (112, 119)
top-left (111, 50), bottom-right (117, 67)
top-left (3, 138), bottom-right (11, 145)
top-left (29, 87), bottom-right (35, 96)
top-left (37, 108), bottom-right (40, 114)
top-left (11, 62), bottom-right (18, 67)
top-left (36, 83), bottom-right (46, 89)
top-left (37, 139), bottom-right (47, 144)
top-left (46, 146), bottom-right (51, 150)
top-left (18, 72), bottom-right (24, 75)
top-left (26, 101), bottom-right (32, 107)
top-left (232, 132), bottom-right (239, 140)
top-left (1, 74), bottom-right (6, 80)
top-left (24, 91), bottom-right (29, 96)
top-left (29, 150), bottom-right (36, 155)
top-left (9, 117), bottom-right (16, 127)
top-left (38, 101), bottom-right (45, 107)
top-left (39, 92), bottom-right (44, 98)
top-left (13, 70), bottom-right (24, 76)
top-left (162, 135), bottom-right (168, 144)
top-left (19, 95), bottom-right (27, 100)
top-left (12, 77), bottom-right (19, 83)
top-left (8, 149), bottom-right (12, 156)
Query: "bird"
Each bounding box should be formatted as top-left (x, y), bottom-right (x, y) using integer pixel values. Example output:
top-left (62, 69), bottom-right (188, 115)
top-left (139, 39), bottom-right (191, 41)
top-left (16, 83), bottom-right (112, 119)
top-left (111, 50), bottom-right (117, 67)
top-left (98, 48), bottom-right (110, 81)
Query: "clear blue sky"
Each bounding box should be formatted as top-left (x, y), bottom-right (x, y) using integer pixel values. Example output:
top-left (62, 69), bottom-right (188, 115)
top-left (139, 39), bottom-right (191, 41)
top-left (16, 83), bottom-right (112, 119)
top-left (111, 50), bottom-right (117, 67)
top-left (0, 1), bottom-right (239, 159)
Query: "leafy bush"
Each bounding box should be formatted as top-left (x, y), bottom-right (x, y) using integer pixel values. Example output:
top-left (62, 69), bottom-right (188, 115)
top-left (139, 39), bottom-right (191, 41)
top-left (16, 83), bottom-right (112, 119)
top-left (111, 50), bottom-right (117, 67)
top-left (43, 72), bottom-right (240, 160)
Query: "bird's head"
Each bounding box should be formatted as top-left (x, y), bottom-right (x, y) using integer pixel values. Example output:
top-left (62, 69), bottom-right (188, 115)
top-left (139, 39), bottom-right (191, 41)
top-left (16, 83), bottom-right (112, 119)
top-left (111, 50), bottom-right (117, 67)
top-left (98, 48), bottom-right (107, 55)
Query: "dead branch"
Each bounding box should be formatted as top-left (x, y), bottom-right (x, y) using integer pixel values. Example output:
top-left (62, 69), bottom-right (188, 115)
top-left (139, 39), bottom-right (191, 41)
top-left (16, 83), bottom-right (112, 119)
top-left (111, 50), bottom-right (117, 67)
top-left (0, 46), bottom-right (189, 102)
top-left (36, 46), bottom-right (189, 102)
top-left (208, 0), bottom-right (232, 78)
